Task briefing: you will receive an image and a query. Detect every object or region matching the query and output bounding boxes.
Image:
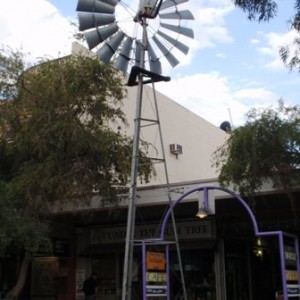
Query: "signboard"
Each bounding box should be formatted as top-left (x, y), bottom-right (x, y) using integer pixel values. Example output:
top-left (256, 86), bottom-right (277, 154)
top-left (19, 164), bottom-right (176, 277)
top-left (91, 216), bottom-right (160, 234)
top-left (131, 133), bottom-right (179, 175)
top-left (146, 252), bottom-right (167, 297)
top-left (281, 235), bottom-right (300, 299)
top-left (31, 257), bottom-right (59, 297)
top-left (286, 270), bottom-right (299, 282)
top-left (36, 238), bottom-right (69, 257)
top-left (285, 245), bottom-right (297, 267)
top-left (276, 284), bottom-right (300, 298)
top-left (90, 220), bottom-right (214, 244)
top-left (287, 284), bottom-right (300, 297)
top-left (146, 272), bottom-right (167, 283)
top-left (53, 238), bottom-right (69, 257)
top-left (76, 269), bottom-right (85, 299)
top-left (146, 251), bottom-right (165, 271)
top-left (146, 285), bottom-right (167, 297)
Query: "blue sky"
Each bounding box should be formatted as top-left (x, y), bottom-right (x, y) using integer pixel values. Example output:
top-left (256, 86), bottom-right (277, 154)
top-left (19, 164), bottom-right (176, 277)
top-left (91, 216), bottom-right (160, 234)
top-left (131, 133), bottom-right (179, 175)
top-left (1, 0), bottom-right (300, 127)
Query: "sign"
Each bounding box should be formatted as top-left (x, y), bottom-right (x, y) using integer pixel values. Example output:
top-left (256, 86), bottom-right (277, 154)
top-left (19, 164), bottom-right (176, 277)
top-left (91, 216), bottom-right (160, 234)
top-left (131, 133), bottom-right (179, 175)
top-left (36, 238), bottom-right (70, 257)
top-left (31, 257), bottom-right (59, 297)
top-left (285, 245), bottom-right (297, 267)
top-left (90, 220), bottom-right (214, 244)
top-left (76, 269), bottom-right (85, 297)
top-left (286, 270), bottom-right (299, 282)
top-left (287, 284), bottom-right (300, 296)
top-left (53, 238), bottom-right (69, 257)
top-left (146, 272), bottom-right (167, 283)
top-left (146, 285), bottom-right (167, 297)
top-left (147, 251), bottom-right (165, 271)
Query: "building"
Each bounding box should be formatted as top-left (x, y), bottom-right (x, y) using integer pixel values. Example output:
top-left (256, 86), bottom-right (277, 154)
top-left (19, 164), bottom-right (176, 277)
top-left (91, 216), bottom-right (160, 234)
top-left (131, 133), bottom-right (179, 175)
top-left (50, 63), bottom-right (228, 300)
top-left (3, 44), bottom-right (299, 300)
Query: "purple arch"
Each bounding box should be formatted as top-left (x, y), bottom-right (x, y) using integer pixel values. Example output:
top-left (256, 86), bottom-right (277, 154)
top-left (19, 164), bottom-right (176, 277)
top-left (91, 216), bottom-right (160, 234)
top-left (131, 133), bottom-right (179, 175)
top-left (158, 185), bottom-right (300, 300)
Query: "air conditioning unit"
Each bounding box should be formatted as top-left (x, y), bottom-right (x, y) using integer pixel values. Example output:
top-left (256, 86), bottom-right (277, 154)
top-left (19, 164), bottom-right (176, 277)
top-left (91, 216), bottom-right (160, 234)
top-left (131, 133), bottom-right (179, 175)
top-left (169, 144), bottom-right (183, 155)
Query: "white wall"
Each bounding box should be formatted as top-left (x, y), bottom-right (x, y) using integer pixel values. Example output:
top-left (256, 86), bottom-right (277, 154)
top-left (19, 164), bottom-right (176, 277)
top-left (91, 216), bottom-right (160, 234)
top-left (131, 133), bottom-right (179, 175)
top-left (71, 42), bottom-right (228, 207)
top-left (120, 84), bottom-right (227, 187)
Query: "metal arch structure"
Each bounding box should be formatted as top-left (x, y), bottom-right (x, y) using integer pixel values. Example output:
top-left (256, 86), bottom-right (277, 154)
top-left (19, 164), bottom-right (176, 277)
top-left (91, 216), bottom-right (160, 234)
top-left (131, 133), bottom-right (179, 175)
top-left (141, 185), bottom-right (300, 300)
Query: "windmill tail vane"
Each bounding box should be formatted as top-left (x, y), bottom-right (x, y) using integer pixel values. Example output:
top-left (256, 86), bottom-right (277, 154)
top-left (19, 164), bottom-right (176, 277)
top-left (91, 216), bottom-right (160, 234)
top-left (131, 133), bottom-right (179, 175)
top-left (76, 0), bottom-right (194, 75)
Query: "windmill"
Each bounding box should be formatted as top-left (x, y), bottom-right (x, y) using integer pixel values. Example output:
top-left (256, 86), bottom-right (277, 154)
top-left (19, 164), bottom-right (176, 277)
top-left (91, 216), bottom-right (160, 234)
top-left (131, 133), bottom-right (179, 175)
top-left (76, 1), bottom-right (194, 299)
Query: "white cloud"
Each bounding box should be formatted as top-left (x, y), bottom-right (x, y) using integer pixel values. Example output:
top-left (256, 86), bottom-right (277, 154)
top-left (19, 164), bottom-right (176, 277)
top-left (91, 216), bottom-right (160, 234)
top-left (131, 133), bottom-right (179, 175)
top-left (250, 39), bottom-right (260, 45)
top-left (256, 29), bottom-right (299, 71)
top-left (234, 88), bottom-right (278, 102)
top-left (156, 72), bottom-right (246, 127)
top-left (189, 0), bottom-right (234, 49)
top-left (156, 72), bottom-right (282, 127)
top-left (216, 53), bottom-right (226, 58)
top-left (0, 0), bottom-right (74, 61)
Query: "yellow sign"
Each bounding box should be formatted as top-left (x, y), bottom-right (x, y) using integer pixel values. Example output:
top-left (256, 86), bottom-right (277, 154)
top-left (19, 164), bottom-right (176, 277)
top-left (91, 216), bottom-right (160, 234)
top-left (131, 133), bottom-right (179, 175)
top-left (286, 270), bottom-right (299, 281)
top-left (146, 251), bottom-right (165, 271)
top-left (146, 272), bottom-right (167, 283)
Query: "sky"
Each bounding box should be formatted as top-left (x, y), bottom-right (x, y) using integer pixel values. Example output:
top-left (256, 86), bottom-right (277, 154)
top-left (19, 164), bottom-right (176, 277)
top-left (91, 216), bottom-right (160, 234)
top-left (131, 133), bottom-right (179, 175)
top-left (1, 0), bottom-right (300, 127)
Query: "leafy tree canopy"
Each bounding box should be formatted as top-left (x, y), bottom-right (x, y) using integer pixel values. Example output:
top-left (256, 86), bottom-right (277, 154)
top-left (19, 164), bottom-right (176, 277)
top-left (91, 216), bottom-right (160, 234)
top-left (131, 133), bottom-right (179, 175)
top-left (0, 47), bottom-right (153, 257)
top-left (232, 0), bottom-right (300, 71)
top-left (213, 100), bottom-right (300, 196)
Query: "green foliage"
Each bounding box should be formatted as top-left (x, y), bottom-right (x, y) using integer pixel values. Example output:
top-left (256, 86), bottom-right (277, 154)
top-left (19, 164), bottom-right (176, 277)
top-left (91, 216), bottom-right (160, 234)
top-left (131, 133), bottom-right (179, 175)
top-left (233, 0), bottom-right (300, 71)
top-left (232, 0), bottom-right (277, 21)
top-left (0, 47), bottom-right (26, 100)
top-left (280, 38), bottom-right (300, 72)
top-left (0, 182), bottom-right (51, 257)
top-left (213, 101), bottom-right (300, 195)
top-left (0, 48), bottom-right (153, 256)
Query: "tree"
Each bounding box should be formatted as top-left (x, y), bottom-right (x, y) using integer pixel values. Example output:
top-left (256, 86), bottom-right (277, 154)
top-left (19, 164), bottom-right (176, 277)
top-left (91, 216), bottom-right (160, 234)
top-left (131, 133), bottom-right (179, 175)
top-left (213, 101), bottom-right (300, 214)
top-left (232, 0), bottom-right (300, 71)
top-left (0, 48), bottom-right (153, 299)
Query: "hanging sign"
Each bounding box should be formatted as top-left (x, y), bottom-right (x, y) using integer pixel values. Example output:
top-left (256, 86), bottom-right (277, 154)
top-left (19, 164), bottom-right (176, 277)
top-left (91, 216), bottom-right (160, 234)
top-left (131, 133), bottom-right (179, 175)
top-left (146, 251), bottom-right (165, 271)
top-left (146, 285), bottom-right (167, 297)
top-left (287, 284), bottom-right (300, 296)
top-left (286, 270), bottom-right (298, 282)
top-left (146, 272), bottom-right (167, 283)
top-left (285, 245), bottom-right (297, 267)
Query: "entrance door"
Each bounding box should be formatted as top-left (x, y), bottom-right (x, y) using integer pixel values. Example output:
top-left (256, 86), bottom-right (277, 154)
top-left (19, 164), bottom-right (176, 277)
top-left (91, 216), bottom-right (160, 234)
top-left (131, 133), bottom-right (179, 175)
top-left (225, 252), bottom-right (250, 300)
top-left (92, 254), bottom-right (118, 300)
top-left (170, 249), bottom-right (216, 300)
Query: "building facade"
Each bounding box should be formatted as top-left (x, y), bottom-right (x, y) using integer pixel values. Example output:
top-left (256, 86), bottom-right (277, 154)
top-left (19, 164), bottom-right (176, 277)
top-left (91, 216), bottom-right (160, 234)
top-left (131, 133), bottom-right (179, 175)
top-left (49, 79), bottom-right (296, 300)
top-left (2, 44), bottom-right (298, 300)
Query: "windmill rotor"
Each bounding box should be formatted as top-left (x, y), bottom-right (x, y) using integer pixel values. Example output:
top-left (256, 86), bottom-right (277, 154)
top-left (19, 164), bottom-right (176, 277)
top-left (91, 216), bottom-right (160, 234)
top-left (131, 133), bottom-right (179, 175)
top-left (76, 0), bottom-right (194, 74)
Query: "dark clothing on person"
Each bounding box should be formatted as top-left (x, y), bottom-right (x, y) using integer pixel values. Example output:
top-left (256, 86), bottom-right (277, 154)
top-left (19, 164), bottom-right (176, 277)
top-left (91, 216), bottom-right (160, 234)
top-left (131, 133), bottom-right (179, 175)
top-left (83, 275), bottom-right (98, 300)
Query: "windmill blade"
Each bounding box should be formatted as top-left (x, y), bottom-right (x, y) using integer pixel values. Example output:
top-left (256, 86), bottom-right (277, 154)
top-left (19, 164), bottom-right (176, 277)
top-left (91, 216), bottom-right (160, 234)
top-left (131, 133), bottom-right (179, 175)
top-left (97, 31), bottom-right (125, 63)
top-left (152, 35), bottom-right (179, 67)
top-left (160, 10), bottom-right (194, 20)
top-left (160, 23), bottom-right (194, 39)
top-left (76, 0), bottom-right (194, 73)
top-left (101, 0), bottom-right (119, 6)
top-left (78, 12), bottom-right (115, 31)
top-left (77, 0), bottom-right (115, 14)
top-left (115, 37), bottom-right (134, 73)
top-left (84, 24), bottom-right (119, 49)
top-left (157, 30), bottom-right (189, 54)
top-left (160, 0), bottom-right (188, 11)
top-left (147, 42), bottom-right (162, 74)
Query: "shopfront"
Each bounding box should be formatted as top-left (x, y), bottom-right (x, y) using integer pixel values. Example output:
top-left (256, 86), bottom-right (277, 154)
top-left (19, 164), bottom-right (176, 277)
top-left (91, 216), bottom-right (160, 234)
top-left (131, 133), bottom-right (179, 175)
top-left (75, 218), bottom-right (217, 300)
top-left (74, 197), bottom-right (291, 300)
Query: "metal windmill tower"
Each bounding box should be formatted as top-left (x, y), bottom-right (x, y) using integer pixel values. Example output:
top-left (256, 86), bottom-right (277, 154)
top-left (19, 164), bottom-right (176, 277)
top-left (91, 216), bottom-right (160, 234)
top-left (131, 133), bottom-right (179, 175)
top-left (76, 1), bottom-right (194, 299)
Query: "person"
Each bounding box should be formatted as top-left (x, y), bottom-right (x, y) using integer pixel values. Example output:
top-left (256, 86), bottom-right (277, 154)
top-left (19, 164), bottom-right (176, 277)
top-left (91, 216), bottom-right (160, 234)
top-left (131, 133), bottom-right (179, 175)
top-left (83, 272), bottom-right (98, 300)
